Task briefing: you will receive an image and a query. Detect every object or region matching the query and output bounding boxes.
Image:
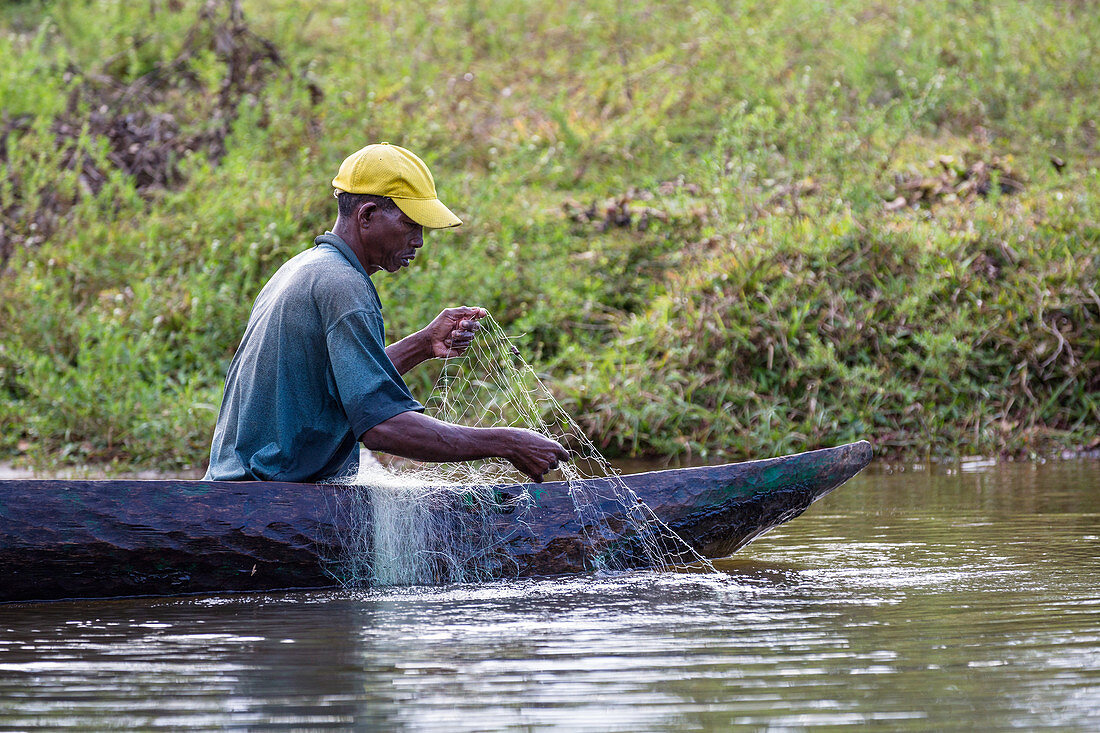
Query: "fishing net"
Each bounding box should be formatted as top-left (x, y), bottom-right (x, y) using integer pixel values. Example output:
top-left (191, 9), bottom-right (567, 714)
top-left (329, 315), bottom-right (715, 586)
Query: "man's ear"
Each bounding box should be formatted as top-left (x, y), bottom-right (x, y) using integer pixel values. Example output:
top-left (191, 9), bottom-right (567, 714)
top-left (356, 201), bottom-right (377, 229)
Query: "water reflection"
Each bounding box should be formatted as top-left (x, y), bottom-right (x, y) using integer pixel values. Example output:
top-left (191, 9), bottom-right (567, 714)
top-left (1, 460), bottom-right (1098, 730)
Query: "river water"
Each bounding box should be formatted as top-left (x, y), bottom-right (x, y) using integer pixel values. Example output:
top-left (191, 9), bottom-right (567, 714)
top-left (0, 459), bottom-right (1097, 730)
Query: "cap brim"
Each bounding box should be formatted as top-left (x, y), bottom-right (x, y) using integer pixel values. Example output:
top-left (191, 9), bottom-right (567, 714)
top-left (392, 197), bottom-right (462, 229)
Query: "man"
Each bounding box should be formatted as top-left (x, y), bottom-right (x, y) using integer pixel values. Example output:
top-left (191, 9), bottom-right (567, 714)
top-left (204, 143), bottom-right (568, 483)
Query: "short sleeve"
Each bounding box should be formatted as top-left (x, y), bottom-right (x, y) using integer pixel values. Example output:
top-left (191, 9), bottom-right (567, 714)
top-left (326, 309), bottom-right (424, 438)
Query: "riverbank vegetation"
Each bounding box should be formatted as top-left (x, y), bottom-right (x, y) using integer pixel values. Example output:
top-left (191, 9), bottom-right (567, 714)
top-left (1, 0), bottom-right (1097, 471)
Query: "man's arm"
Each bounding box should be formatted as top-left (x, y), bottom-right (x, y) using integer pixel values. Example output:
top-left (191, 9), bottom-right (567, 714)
top-left (385, 307), bottom-right (487, 375)
top-left (361, 411), bottom-right (570, 482)
top-left (384, 331), bottom-right (432, 375)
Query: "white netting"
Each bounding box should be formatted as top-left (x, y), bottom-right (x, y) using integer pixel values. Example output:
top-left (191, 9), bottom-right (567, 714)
top-left (329, 315), bottom-right (714, 586)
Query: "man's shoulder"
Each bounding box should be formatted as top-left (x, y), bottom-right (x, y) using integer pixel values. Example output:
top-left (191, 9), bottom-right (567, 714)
top-left (273, 246), bottom-right (379, 320)
top-left (281, 244), bottom-right (353, 274)
top-left (268, 246), bottom-right (357, 290)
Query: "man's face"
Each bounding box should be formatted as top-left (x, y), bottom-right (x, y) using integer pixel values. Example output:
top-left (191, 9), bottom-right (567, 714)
top-left (361, 204), bottom-right (424, 274)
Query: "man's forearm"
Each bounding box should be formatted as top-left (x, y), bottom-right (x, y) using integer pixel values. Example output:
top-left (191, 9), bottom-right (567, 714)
top-left (360, 411), bottom-right (509, 462)
top-left (384, 330), bottom-right (431, 375)
top-left (361, 410), bottom-right (570, 482)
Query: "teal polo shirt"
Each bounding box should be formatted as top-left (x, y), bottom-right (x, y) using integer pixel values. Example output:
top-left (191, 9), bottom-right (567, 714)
top-left (203, 232), bottom-right (424, 482)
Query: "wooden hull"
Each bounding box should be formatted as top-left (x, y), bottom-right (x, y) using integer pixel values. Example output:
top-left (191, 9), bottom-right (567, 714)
top-left (0, 441), bottom-right (871, 602)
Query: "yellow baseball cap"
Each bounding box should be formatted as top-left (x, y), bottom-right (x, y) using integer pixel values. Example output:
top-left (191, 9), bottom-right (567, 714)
top-left (331, 142), bottom-right (462, 229)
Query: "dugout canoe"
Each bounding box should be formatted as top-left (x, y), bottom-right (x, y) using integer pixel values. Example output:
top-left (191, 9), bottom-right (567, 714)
top-left (0, 440), bottom-right (871, 602)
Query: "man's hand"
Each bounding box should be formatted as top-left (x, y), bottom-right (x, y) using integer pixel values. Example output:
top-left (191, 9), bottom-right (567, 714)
top-left (424, 306), bottom-right (488, 359)
top-left (500, 428), bottom-right (572, 483)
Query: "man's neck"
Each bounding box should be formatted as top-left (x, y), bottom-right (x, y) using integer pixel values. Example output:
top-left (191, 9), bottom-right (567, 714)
top-left (330, 220), bottom-right (375, 273)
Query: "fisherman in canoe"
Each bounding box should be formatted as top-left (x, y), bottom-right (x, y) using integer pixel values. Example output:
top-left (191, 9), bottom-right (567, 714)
top-left (204, 143), bottom-right (568, 484)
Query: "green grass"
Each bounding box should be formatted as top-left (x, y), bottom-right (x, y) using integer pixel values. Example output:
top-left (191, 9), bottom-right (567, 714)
top-left (1, 0), bottom-right (1097, 471)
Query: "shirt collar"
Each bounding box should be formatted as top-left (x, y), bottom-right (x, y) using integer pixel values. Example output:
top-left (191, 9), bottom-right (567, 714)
top-left (314, 231), bottom-right (382, 310)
